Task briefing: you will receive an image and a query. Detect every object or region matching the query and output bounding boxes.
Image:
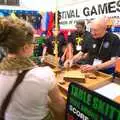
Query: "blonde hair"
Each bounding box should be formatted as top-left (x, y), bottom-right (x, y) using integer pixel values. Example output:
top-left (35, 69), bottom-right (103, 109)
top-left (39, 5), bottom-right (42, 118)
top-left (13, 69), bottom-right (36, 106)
top-left (0, 17), bottom-right (34, 54)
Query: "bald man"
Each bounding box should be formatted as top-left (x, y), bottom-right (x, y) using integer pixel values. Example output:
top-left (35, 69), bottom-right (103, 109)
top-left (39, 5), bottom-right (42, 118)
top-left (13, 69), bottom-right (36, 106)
top-left (64, 17), bottom-right (120, 74)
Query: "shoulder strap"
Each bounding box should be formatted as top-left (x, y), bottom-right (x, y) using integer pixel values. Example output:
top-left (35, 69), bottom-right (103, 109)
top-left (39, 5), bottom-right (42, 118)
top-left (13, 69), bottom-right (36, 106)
top-left (0, 69), bottom-right (29, 119)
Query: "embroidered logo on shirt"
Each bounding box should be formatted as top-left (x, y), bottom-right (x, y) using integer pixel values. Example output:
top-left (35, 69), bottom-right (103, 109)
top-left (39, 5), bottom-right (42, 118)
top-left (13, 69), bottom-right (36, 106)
top-left (103, 42), bottom-right (110, 48)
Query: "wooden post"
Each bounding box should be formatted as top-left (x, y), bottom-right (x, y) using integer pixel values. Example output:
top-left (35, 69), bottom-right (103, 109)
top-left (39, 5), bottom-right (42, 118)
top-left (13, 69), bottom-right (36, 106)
top-left (54, 0), bottom-right (59, 68)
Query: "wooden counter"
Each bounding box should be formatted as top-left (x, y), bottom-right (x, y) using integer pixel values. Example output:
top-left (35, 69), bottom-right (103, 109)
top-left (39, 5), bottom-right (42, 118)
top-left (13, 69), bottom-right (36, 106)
top-left (44, 54), bottom-right (120, 102)
top-left (56, 70), bottom-right (112, 97)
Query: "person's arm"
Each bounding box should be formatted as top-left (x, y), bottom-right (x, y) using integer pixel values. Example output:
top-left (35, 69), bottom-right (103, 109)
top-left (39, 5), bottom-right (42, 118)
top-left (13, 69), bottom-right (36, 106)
top-left (68, 43), bottom-right (73, 60)
top-left (64, 51), bottom-right (87, 68)
top-left (42, 46), bottom-right (47, 57)
top-left (41, 46), bottom-right (47, 63)
top-left (94, 57), bottom-right (117, 71)
top-left (72, 51), bottom-right (84, 63)
top-left (80, 57), bottom-right (117, 72)
top-left (61, 47), bottom-right (68, 61)
top-left (48, 85), bottom-right (66, 120)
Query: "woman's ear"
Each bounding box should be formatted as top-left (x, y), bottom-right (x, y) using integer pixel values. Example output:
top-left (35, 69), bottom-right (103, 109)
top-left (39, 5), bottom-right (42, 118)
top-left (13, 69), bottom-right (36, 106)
top-left (22, 44), bottom-right (29, 52)
top-left (23, 44), bottom-right (27, 51)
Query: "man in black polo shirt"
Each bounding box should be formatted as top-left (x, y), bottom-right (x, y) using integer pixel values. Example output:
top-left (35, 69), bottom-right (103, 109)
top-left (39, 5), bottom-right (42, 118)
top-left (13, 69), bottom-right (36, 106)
top-left (45, 31), bottom-right (66, 57)
top-left (63, 20), bottom-right (92, 64)
top-left (64, 17), bottom-right (120, 74)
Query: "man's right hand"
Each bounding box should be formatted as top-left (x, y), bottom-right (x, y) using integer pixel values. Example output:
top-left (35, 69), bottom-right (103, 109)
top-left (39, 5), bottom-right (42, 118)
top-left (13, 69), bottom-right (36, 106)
top-left (64, 59), bottom-right (73, 68)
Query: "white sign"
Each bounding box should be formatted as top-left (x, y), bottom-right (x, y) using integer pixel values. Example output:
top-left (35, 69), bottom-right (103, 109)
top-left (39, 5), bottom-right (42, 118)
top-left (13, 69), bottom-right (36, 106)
top-left (59, 0), bottom-right (120, 29)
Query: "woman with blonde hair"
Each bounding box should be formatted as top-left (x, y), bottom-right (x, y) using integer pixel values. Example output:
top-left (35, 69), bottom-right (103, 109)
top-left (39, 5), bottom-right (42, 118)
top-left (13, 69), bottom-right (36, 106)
top-left (0, 17), bottom-right (65, 120)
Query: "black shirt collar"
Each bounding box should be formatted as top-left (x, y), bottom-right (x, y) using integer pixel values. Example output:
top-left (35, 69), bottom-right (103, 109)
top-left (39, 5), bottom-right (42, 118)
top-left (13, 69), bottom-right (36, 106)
top-left (94, 32), bottom-right (108, 43)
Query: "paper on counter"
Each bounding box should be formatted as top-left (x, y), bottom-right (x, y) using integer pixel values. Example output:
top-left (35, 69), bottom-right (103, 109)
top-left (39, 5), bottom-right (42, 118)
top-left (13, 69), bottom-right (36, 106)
top-left (95, 83), bottom-right (120, 100)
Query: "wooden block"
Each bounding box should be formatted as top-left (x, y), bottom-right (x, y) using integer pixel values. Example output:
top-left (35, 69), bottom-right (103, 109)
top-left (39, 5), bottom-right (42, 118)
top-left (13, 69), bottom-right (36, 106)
top-left (63, 70), bottom-right (85, 83)
top-left (85, 73), bottom-right (97, 79)
top-left (44, 54), bottom-right (58, 68)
